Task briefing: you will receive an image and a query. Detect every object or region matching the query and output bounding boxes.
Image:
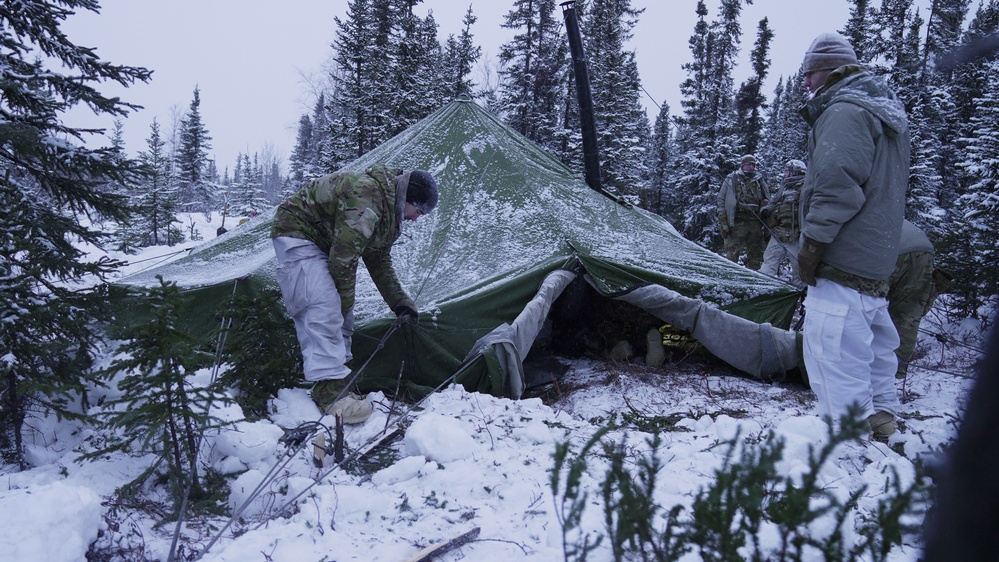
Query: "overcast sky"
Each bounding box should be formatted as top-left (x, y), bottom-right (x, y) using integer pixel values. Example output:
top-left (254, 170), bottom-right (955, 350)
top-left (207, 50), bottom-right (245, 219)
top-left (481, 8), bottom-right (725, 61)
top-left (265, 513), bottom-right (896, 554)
top-left (62, 0), bottom-right (898, 174)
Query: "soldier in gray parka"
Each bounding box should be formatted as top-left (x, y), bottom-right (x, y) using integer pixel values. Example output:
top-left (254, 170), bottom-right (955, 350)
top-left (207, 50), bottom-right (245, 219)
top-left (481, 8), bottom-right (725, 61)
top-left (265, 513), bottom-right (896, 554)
top-left (796, 32), bottom-right (910, 440)
top-left (271, 164), bottom-right (439, 423)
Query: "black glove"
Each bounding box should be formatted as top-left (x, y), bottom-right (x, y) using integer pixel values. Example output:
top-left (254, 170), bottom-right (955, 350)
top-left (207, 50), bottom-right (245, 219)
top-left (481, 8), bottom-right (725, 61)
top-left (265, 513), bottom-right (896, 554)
top-left (797, 237), bottom-right (827, 287)
top-left (393, 305), bottom-right (419, 326)
top-left (760, 206), bottom-right (772, 220)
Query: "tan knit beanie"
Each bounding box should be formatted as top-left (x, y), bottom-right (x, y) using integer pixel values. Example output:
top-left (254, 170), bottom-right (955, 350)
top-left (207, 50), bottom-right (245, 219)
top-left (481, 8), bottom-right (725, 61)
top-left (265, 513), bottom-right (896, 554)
top-left (801, 33), bottom-right (858, 74)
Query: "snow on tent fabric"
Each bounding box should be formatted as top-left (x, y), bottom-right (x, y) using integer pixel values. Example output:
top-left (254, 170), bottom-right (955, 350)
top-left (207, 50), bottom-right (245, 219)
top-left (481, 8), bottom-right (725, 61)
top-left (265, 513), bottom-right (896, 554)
top-left (112, 98), bottom-right (802, 398)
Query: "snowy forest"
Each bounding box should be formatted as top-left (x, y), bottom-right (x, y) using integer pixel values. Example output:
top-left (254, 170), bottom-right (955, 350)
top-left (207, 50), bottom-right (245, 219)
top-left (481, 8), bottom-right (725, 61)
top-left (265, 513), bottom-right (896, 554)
top-left (2, 0), bottom-right (999, 559)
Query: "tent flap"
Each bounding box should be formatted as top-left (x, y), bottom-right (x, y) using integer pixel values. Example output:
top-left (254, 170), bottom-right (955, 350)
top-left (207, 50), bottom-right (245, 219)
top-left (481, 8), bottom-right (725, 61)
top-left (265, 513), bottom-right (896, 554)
top-left (612, 284), bottom-right (799, 382)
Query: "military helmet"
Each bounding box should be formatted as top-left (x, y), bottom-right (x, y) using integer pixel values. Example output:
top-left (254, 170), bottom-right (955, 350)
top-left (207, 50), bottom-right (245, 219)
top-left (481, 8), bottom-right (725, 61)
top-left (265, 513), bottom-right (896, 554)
top-left (785, 159), bottom-right (807, 176)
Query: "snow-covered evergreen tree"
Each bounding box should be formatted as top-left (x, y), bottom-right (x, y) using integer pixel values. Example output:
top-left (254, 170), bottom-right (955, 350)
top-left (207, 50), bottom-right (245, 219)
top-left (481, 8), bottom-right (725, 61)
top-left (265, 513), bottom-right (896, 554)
top-left (328, 0), bottom-right (375, 167)
top-left (497, 0), bottom-right (569, 155)
top-left (135, 119), bottom-right (182, 247)
top-left (734, 18), bottom-right (773, 156)
top-left (647, 102), bottom-right (673, 217)
top-left (581, 0), bottom-right (652, 200)
top-left (89, 276), bottom-right (230, 516)
top-left (394, 1), bottom-right (445, 129)
top-left (290, 114), bottom-right (315, 185)
top-left (230, 153), bottom-right (269, 217)
top-left (443, 6), bottom-right (482, 99)
top-left (669, 0), bottom-right (744, 247)
top-left (0, 0), bottom-right (151, 468)
top-left (290, 93), bottom-right (332, 182)
top-left (935, 0), bottom-right (999, 318)
top-left (757, 74), bottom-right (809, 182)
top-left (175, 87), bottom-right (214, 212)
top-left (842, 0), bottom-right (876, 62)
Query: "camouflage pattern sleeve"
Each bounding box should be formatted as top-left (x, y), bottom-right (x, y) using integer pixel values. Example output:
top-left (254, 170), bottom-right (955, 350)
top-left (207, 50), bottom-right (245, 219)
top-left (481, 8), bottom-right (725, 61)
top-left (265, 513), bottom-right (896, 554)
top-left (362, 248), bottom-right (414, 312)
top-left (327, 177), bottom-right (383, 316)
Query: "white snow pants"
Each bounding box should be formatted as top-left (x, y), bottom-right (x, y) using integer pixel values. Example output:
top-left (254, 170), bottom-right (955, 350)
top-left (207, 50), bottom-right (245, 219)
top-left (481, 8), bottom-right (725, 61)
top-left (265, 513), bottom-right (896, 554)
top-left (760, 237), bottom-right (803, 288)
top-left (273, 237), bottom-right (353, 382)
top-left (803, 279), bottom-right (901, 424)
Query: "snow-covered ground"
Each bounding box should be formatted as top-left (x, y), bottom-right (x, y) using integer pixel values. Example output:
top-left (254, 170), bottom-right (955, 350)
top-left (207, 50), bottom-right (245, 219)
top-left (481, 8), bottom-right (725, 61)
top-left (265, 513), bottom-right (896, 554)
top-left (0, 214), bottom-right (985, 561)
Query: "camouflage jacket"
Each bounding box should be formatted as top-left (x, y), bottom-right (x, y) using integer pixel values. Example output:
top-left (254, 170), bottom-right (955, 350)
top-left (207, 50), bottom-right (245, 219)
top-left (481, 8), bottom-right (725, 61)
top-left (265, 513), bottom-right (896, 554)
top-left (764, 175), bottom-right (802, 243)
top-left (270, 164), bottom-right (414, 315)
top-left (717, 170), bottom-right (770, 228)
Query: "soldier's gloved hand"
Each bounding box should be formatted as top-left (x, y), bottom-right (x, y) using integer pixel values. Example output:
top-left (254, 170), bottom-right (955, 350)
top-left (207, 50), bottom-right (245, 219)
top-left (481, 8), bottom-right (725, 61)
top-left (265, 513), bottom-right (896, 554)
top-left (798, 237), bottom-right (827, 287)
top-left (393, 305), bottom-right (419, 326)
top-left (760, 206), bottom-right (772, 220)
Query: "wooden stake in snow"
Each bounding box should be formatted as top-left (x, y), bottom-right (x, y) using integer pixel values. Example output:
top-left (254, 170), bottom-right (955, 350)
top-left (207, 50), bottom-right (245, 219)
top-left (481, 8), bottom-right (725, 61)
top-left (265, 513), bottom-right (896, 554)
top-left (402, 527), bottom-right (481, 562)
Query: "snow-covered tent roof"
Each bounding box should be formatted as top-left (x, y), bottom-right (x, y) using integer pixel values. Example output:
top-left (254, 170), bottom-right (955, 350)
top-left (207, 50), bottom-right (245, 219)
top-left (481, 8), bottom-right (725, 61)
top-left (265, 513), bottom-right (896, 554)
top-left (114, 98), bottom-right (801, 397)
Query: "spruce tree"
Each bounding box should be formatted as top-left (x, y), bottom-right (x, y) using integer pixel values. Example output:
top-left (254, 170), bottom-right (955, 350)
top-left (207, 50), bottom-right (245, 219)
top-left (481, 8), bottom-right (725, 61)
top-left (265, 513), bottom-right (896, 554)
top-left (842, 0), bottom-right (876, 62)
top-left (394, 1), bottom-right (446, 129)
top-left (648, 102), bottom-right (673, 218)
top-left (291, 92), bottom-right (333, 182)
top-left (871, 0), bottom-right (924, 106)
top-left (934, 0), bottom-right (999, 318)
top-left (88, 276), bottom-right (230, 516)
top-left (954, 57), bottom-right (999, 309)
top-left (443, 6), bottom-right (482, 99)
top-left (0, 0), bottom-right (151, 468)
top-left (581, 0), bottom-right (652, 200)
top-left (230, 153), bottom-right (269, 216)
top-left (327, 0), bottom-right (381, 167)
top-left (670, 0), bottom-right (743, 247)
top-left (758, 74), bottom-right (809, 181)
top-left (735, 18), bottom-right (774, 156)
top-left (289, 114), bottom-right (315, 185)
top-left (134, 119), bottom-right (182, 247)
top-left (498, 0), bottom-right (569, 154)
top-left (923, 0), bottom-right (972, 80)
top-left (175, 86), bottom-right (215, 213)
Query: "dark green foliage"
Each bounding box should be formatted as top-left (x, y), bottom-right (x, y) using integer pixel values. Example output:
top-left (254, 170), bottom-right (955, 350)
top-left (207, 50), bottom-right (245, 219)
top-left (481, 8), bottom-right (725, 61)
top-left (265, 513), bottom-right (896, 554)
top-left (735, 18), bottom-right (774, 156)
top-left (84, 277), bottom-right (232, 519)
top-left (0, 0), bottom-right (151, 469)
top-left (552, 425), bottom-right (611, 561)
top-left (174, 87), bottom-right (214, 212)
top-left (131, 119), bottom-right (183, 248)
top-left (582, 0), bottom-right (651, 199)
top-left (498, 0), bottom-right (569, 155)
top-left (600, 433), bottom-right (688, 561)
top-left (218, 288), bottom-right (303, 420)
top-left (668, 0), bottom-right (744, 247)
top-left (325, 0), bottom-right (451, 169)
top-left (552, 410), bottom-right (932, 561)
top-left (443, 6), bottom-right (482, 99)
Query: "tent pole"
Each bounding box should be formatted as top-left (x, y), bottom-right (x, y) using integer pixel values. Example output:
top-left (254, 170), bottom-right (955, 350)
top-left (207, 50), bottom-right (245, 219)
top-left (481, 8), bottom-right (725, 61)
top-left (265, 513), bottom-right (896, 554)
top-left (561, 1), bottom-right (603, 194)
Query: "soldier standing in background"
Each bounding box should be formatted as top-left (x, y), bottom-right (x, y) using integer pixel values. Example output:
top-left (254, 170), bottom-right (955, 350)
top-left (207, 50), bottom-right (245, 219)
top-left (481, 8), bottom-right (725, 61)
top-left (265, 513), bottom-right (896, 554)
top-left (760, 159), bottom-right (807, 288)
top-left (888, 220), bottom-right (951, 380)
top-left (717, 154), bottom-right (770, 269)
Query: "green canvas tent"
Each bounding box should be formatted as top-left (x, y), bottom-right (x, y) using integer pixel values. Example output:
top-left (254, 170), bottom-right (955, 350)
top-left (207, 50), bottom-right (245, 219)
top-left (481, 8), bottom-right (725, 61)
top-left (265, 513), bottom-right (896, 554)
top-left (114, 98), bottom-right (802, 398)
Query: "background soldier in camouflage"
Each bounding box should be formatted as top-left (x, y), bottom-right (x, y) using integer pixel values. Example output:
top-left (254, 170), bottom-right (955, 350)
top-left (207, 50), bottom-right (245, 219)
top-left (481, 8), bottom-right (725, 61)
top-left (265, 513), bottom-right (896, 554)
top-left (760, 159), bottom-right (806, 288)
top-left (887, 220), bottom-right (950, 379)
top-left (270, 164), bottom-right (439, 423)
top-left (716, 154), bottom-right (770, 269)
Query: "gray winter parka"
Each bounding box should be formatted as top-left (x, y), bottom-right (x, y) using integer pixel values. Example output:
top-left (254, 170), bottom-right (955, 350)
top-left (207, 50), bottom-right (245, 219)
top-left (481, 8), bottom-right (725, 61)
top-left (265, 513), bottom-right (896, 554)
top-left (799, 66), bottom-right (910, 281)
